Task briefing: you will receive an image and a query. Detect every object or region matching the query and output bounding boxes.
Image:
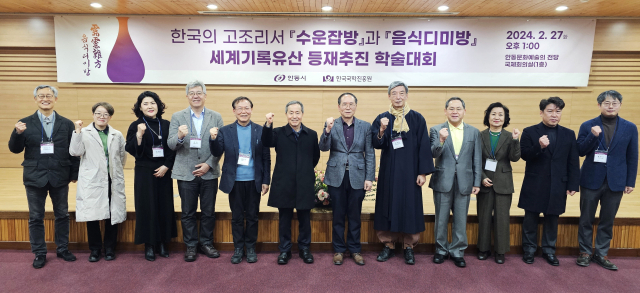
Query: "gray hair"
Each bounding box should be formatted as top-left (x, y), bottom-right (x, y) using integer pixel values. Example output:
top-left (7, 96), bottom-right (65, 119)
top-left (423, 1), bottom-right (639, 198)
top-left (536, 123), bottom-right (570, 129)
top-left (597, 90), bottom-right (623, 104)
top-left (33, 85), bottom-right (58, 98)
top-left (285, 100), bottom-right (304, 113)
top-left (445, 97), bottom-right (466, 109)
top-left (338, 93), bottom-right (358, 105)
top-left (185, 80), bottom-right (206, 95)
top-left (387, 81), bottom-right (408, 95)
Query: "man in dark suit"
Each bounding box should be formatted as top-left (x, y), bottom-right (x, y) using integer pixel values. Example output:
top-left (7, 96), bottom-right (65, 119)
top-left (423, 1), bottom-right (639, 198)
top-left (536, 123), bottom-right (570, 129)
top-left (262, 101), bottom-right (320, 265)
top-left (519, 97), bottom-right (580, 266)
top-left (8, 85), bottom-right (80, 269)
top-left (319, 93), bottom-right (375, 266)
top-left (576, 90), bottom-right (638, 270)
top-left (209, 96), bottom-right (271, 264)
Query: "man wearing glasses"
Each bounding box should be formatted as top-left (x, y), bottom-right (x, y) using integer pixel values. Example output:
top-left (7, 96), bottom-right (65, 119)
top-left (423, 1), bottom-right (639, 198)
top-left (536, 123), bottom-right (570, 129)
top-left (9, 85), bottom-right (80, 268)
top-left (168, 80), bottom-right (224, 262)
top-left (576, 90), bottom-right (638, 270)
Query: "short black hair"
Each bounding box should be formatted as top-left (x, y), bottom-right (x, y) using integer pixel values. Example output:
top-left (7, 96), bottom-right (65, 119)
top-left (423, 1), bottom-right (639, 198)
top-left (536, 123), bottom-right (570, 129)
top-left (597, 90), bottom-right (623, 104)
top-left (132, 91), bottom-right (166, 119)
top-left (483, 102), bottom-right (511, 128)
top-left (446, 97), bottom-right (466, 109)
top-left (232, 96), bottom-right (253, 109)
top-left (338, 93), bottom-right (357, 105)
top-left (539, 96), bottom-right (565, 111)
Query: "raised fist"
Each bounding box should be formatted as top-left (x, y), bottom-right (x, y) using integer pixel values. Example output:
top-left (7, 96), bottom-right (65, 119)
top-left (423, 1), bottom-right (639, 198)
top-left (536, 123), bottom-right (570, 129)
top-left (439, 128), bottom-right (449, 143)
top-left (137, 123), bottom-right (146, 136)
top-left (512, 128), bottom-right (520, 140)
top-left (210, 127), bottom-right (219, 140)
top-left (14, 122), bottom-right (26, 134)
top-left (74, 120), bottom-right (83, 133)
top-left (265, 113), bottom-right (275, 127)
top-left (591, 125), bottom-right (602, 137)
top-left (379, 117), bottom-right (389, 134)
top-left (539, 135), bottom-right (550, 149)
top-left (325, 117), bottom-right (335, 134)
top-left (178, 125), bottom-right (189, 139)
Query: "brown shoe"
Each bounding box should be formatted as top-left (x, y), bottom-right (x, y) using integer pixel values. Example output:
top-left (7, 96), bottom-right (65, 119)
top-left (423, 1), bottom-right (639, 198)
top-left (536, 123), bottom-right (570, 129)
top-left (333, 253), bottom-right (344, 265)
top-left (199, 244), bottom-right (220, 258)
top-left (352, 252), bottom-right (365, 266)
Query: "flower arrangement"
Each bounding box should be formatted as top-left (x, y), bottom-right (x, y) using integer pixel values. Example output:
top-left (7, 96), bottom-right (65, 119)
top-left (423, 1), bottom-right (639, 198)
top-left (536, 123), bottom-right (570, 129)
top-left (314, 170), bottom-right (331, 208)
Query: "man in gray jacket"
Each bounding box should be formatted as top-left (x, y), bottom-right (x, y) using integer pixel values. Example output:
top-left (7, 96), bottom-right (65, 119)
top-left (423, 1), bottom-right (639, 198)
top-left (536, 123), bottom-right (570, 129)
top-left (429, 97), bottom-right (482, 268)
top-left (319, 93), bottom-right (375, 266)
top-left (168, 80), bottom-right (224, 262)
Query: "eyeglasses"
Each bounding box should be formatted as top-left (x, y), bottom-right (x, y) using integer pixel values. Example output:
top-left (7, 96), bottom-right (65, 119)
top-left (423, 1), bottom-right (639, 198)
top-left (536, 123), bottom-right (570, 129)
top-left (340, 103), bottom-right (356, 109)
top-left (390, 92), bottom-right (406, 97)
top-left (188, 92), bottom-right (204, 97)
top-left (602, 102), bottom-right (620, 107)
top-left (36, 94), bottom-right (54, 100)
top-left (94, 112), bottom-right (110, 118)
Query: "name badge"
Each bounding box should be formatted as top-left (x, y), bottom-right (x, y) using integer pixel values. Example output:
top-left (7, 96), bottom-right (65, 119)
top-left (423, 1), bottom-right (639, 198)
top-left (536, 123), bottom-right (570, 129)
top-left (152, 145), bottom-right (164, 157)
top-left (594, 151), bottom-right (607, 163)
top-left (40, 142), bottom-right (54, 154)
top-left (190, 138), bottom-right (202, 149)
top-left (238, 153), bottom-right (250, 166)
top-left (485, 159), bottom-right (498, 172)
top-left (392, 137), bottom-right (404, 149)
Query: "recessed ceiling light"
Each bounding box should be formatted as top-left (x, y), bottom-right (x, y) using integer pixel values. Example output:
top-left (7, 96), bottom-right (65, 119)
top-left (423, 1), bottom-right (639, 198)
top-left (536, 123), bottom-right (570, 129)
top-left (437, 6), bottom-right (449, 11)
top-left (556, 6), bottom-right (568, 11)
top-left (90, 3), bottom-right (102, 8)
top-left (207, 4), bottom-right (218, 9)
top-left (322, 6), bottom-right (332, 11)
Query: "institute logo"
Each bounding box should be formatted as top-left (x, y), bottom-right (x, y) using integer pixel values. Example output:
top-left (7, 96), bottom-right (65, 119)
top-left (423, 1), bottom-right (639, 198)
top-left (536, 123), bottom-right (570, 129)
top-left (274, 74), bottom-right (286, 82)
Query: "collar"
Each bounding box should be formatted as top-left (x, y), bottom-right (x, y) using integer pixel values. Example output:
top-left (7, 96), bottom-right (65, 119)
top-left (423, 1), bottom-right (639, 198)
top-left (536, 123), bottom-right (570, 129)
top-left (236, 120), bottom-right (252, 128)
top-left (93, 123), bottom-right (109, 134)
top-left (190, 107), bottom-right (205, 118)
top-left (38, 110), bottom-right (55, 121)
top-left (286, 124), bottom-right (306, 136)
top-left (448, 120), bottom-right (464, 130)
top-left (342, 118), bottom-right (355, 127)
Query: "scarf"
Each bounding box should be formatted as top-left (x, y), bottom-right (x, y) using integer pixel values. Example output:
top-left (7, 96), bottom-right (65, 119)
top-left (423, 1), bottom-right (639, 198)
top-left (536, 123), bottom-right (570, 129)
top-left (388, 102), bottom-right (410, 133)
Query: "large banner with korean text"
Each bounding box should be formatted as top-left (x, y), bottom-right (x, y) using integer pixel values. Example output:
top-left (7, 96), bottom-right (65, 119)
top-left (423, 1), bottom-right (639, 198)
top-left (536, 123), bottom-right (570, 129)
top-left (54, 16), bottom-right (596, 86)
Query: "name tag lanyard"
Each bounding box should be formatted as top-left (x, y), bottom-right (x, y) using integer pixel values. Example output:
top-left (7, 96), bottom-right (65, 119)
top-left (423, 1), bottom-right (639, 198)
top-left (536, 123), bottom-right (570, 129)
top-left (142, 117), bottom-right (163, 144)
top-left (40, 113), bottom-right (55, 143)
top-left (489, 131), bottom-right (501, 159)
top-left (596, 117), bottom-right (618, 153)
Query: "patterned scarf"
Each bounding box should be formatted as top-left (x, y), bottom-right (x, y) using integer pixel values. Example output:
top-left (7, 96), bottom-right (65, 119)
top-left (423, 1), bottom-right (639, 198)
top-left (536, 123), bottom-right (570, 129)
top-left (388, 102), bottom-right (410, 133)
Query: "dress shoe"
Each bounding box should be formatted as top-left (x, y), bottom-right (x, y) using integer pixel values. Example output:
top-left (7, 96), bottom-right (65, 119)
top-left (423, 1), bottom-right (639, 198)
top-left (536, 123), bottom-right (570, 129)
top-left (592, 254), bottom-right (618, 271)
top-left (433, 253), bottom-right (449, 264)
top-left (452, 256), bottom-right (466, 268)
top-left (522, 253), bottom-right (535, 264)
top-left (477, 250), bottom-right (491, 260)
top-left (56, 250), bottom-right (76, 262)
top-left (32, 254), bottom-right (46, 269)
top-left (246, 248), bottom-right (258, 263)
top-left (158, 243), bottom-right (169, 258)
top-left (352, 252), bottom-right (365, 266)
top-left (184, 246), bottom-right (197, 262)
top-left (104, 248), bottom-right (115, 261)
top-left (576, 253), bottom-right (590, 267)
top-left (376, 246), bottom-right (395, 262)
top-left (495, 254), bottom-right (505, 264)
top-left (299, 248), bottom-right (314, 264)
top-left (231, 248), bottom-right (244, 264)
top-left (333, 253), bottom-right (344, 265)
top-left (88, 250), bottom-right (101, 262)
top-left (277, 251), bottom-right (292, 265)
top-left (404, 247), bottom-right (415, 265)
top-left (542, 253), bottom-right (560, 266)
top-left (199, 244), bottom-right (220, 258)
top-left (145, 244), bottom-right (156, 262)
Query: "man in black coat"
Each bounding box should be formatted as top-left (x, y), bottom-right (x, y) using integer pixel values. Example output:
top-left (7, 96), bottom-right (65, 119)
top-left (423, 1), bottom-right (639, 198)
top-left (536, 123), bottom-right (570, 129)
top-left (518, 97), bottom-right (580, 266)
top-left (262, 101), bottom-right (320, 265)
top-left (8, 85), bottom-right (80, 269)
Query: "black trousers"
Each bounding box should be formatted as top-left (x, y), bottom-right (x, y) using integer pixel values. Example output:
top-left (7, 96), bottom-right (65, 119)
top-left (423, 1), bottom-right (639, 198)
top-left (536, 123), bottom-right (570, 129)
top-left (25, 183), bottom-right (70, 255)
top-left (87, 177), bottom-right (118, 251)
top-left (278, 208), bottom-right (311, 252)
top-left (578, 178), bottom-right (623, 256)
top-left (522, 210), bottom-right (558, 254)
top-left (327, 172), bottom-right (365, 253)
top-left (178, 177), bottom-right (218, 247)
top-left (229, 180), bottom-right (261, 249)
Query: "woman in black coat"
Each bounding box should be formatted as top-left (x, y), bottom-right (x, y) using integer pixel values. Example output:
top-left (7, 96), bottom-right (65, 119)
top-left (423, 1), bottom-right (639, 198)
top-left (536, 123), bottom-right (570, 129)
top-left (125, 91), bottom-right (177, 261)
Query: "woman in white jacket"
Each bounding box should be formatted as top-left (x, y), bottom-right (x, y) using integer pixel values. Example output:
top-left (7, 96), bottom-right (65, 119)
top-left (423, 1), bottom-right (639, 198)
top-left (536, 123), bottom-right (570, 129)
top-left (70, 102), bottom-right (126, 262)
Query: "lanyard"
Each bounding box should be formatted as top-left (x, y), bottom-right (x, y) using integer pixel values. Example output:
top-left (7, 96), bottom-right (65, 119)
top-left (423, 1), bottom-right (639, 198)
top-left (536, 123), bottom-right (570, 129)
top-left (597, 116), bottom-right (618, 151)
top-left (142, 117), bottom-right (162, 146)
top-left (190, 108), bottom-right (204, 137)
top-left (40, 112), bottom-right (55, 142)
top-left (489, 131), bottom-right (501, 159)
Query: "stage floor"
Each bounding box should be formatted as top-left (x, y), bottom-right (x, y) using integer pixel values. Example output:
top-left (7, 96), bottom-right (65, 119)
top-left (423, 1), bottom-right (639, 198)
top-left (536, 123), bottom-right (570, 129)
top-left (1, 168), bottom-right (639, 218)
